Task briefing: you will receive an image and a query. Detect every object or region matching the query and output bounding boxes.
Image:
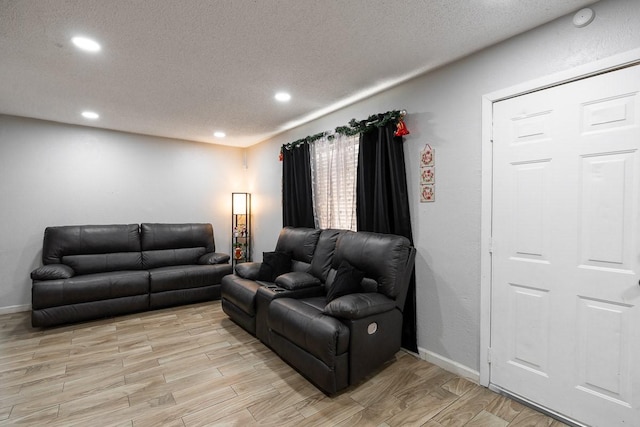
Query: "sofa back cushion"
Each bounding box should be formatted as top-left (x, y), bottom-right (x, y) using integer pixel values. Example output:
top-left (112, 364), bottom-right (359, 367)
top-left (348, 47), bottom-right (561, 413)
top-left (310, 229), bottom-right (346, 282)
top-left (42, 224), bottom-right (142, 274)
top-left (140, 223), bottom-right (215, 269)
top-left (332, 231), bottom-right (412, 301)
top-left (274, 227), bottom-right (321, 272)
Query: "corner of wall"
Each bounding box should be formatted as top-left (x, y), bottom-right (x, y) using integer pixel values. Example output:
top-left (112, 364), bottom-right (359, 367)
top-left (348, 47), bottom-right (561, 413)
top-left (0, 304), bottom-right (31, 316)
top-left (418, 347), bottom-right (480, 384)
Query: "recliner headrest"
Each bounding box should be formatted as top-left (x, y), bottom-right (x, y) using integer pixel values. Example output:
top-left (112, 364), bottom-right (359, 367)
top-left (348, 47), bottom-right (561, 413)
top-left (334, 231), bottom-right (412, 301)
top-left (275, 227), bottom-right (321, 263)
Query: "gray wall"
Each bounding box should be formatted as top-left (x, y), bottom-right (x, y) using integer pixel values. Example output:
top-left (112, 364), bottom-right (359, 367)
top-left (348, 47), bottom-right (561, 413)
top-left (0, 115), bottom-right (245, 311)
top-left (246, 0), bottom-right (640, 373)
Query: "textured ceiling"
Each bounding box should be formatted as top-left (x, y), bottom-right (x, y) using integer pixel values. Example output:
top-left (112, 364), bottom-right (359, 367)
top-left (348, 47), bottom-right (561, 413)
top-left (0, 0), bottom-right (598, 147)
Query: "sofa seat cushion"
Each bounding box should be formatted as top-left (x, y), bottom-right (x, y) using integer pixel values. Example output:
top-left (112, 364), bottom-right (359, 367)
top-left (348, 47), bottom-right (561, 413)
top-left (32, 270), bottom-right (149, 309)
top-left (148, 264), bottom-right (232, 293)
top-left (268, 297), bottom-right (350, 367)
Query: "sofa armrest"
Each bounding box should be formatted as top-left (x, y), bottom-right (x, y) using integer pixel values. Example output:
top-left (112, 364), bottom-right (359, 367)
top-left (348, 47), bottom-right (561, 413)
top-left (234, 262), bottom-right (262, 279)
top-left (275, 272), bottom-right (321, 290)
top-left (30, 264), bottom-right (75, 281)
top-left (198, 252), bottom-right (231, 265)
top-left (323, 293), bottom-right (396, 320)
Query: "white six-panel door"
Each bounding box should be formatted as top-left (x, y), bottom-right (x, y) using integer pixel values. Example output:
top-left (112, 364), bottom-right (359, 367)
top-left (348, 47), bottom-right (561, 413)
top-left (491, 64), bottom-right (640, 427)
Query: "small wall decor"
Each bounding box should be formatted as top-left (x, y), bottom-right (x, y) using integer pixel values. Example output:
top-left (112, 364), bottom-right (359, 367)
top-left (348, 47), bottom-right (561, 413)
top-left (420, 144), bottom-right (435, 202)
top-left (420, 144), bottom-right (434, 167)
top-left (420, 166), bottom-right (434, 184)
top-left (421, 184), bottom-right (435, 202)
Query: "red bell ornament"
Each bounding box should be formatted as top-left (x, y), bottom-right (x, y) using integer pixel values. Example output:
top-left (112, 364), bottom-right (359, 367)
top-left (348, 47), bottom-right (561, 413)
top-left (395, 118), bottom-right (409, 136)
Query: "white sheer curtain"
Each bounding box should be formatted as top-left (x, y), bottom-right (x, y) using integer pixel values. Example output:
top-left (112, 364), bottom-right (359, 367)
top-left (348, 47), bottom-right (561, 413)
top-left (309, 134), bottom-right (359, 231)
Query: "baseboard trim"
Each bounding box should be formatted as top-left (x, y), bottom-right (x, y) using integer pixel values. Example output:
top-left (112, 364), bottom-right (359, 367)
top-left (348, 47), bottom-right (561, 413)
top-left (0, 304), bottom-right (31, 315)
top-left (418, 347), bottom-right (480, 383)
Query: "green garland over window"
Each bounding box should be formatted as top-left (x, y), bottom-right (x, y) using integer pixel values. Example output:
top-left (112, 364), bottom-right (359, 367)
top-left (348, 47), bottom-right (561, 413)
top-left (281, 109), bottom-right (404, 152)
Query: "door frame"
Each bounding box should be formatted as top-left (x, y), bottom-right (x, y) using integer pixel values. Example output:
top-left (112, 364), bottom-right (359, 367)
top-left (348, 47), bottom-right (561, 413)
top-left (480, 47), bottom-right (640, 387)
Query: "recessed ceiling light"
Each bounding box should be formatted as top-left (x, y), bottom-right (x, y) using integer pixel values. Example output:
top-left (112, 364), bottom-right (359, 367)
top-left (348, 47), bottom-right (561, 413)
top-left (275, 92), bottom-right (291, 102)
top-left (71, 36), bottom-right (101, 52)
top-left (81, 111), bottom-right (99, 120)
top-left (213, 131), bottom-right (226, 138)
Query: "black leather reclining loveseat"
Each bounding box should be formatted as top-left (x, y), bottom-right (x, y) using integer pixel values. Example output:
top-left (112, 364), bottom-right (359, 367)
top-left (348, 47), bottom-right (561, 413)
top-left (221, 227), bottom-right (416, 394)
top-left (31, 223), bottom-right (231, 327)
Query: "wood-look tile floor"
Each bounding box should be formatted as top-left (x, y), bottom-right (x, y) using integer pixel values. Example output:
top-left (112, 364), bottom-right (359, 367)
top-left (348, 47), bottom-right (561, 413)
top-left (0, 301), bottom-right (568, 426)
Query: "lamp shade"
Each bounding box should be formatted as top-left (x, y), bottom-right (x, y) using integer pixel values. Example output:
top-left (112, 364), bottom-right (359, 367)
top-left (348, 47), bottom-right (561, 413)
top-left (232, 193), bottom-right (248, 215)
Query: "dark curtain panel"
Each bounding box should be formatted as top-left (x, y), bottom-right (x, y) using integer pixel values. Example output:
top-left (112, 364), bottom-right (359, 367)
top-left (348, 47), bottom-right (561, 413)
top-left (357, 122), bottom-right (417, 352)
top-left (282, 143), bottom-right (315, 228)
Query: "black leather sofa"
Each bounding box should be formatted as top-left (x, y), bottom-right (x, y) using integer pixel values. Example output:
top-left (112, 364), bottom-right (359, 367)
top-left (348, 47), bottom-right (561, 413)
top-left (221, 227), bottom-right (416, 394)
top-left (31, 223), bottom-right (232, 327)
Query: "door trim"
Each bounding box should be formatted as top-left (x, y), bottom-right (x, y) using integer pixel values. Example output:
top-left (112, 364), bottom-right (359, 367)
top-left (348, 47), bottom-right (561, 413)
top-left (480, 47), bottom-right (640, 387)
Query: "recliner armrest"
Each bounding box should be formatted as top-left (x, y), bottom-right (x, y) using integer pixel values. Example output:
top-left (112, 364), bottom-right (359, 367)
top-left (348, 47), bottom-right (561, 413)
top-left (323, 293), bottom-right (396, 319)
top-left (275, 272), bottom-right (321, 290)
top-left (234, 262), bottom-right (262, 279)
top-left (198, 252), bottom-right (231, 265)
top-left (31, 264), bottom-right (75, 281)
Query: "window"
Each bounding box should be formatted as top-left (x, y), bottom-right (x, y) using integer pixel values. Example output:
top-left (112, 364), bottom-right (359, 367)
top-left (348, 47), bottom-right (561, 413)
top-left (309, 134), bottom-right (359, 230)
